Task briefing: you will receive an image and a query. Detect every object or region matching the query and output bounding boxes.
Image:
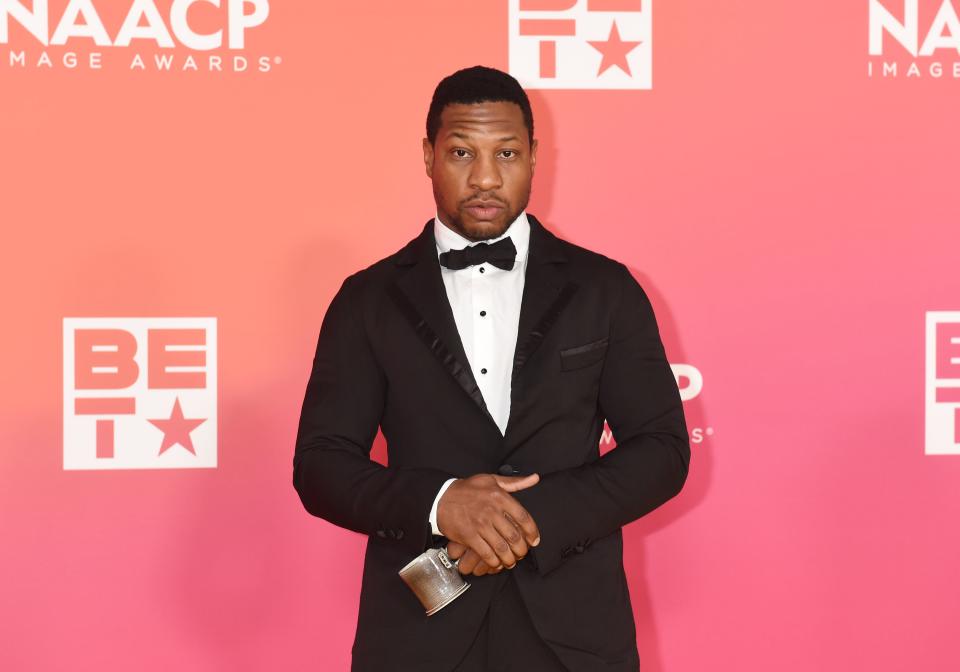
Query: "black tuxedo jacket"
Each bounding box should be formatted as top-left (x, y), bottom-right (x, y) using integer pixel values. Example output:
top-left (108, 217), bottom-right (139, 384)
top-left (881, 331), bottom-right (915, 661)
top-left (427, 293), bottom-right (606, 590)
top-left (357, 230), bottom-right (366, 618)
top-left (293, 214), bottom-right (690, 671)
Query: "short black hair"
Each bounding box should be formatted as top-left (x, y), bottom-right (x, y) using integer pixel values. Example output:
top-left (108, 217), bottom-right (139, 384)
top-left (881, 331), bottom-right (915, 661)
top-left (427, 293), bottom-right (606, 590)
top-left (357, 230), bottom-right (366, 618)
top-left (425, 65), bottom-right (534, 145)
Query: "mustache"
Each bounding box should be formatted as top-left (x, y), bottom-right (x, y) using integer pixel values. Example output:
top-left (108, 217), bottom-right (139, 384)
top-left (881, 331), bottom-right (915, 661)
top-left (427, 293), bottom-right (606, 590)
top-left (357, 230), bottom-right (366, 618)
top-left (460, 194), bottom-right (507, 207)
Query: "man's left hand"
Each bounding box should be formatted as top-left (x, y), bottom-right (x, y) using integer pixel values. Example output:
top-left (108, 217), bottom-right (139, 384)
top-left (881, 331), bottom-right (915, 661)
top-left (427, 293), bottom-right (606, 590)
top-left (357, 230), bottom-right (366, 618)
top-left (447, 540), bottom-right (522, 576)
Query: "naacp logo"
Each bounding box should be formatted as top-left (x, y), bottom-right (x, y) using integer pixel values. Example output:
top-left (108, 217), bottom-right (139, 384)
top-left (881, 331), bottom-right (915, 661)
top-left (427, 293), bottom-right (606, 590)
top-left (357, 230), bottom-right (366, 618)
top-left (1, 0), bottom-right (277, 73)
top-left (868, 0), bottom-right (960, 79)
top-left (63, 318), bottom-right (217, 470)
top-left (926, 312), bottom-right (960, 455)
top-left (509, 0), bottom-right (652, 89)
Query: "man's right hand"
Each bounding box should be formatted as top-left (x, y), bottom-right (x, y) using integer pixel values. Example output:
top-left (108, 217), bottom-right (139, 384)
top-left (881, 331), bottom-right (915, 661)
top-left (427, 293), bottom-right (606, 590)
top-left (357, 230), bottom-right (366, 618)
top-left (436, 473), bottom-right (541, 571)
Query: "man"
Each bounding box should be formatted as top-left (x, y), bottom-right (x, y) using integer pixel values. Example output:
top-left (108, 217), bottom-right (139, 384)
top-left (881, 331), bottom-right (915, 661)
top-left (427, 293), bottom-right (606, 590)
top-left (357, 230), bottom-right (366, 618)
top-left (293, 65), bottom-right (690, 672)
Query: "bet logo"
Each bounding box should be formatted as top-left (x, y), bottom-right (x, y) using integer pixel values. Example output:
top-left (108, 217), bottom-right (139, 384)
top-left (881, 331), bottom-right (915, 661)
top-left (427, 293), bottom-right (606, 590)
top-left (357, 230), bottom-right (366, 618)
top-left (63, 318), bottom-right (217, 470)
top-left (509, 0), bottom-right (653, 89)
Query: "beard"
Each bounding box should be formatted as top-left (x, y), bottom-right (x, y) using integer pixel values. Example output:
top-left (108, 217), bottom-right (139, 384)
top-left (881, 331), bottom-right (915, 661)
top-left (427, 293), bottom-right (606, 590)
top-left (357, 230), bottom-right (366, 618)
top-left (434, 185), bottom-right (531, 243)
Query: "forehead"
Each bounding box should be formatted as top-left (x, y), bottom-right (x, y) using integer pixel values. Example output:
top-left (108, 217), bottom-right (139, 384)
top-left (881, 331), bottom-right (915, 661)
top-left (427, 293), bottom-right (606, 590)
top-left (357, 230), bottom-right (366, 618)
top-left (437, 101), bottom-right (526, 142)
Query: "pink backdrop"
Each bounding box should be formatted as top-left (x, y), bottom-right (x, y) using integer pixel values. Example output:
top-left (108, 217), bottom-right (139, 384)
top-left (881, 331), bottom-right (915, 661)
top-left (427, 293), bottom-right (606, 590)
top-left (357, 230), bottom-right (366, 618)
top-left (2, 1), bottom-right (959, 670)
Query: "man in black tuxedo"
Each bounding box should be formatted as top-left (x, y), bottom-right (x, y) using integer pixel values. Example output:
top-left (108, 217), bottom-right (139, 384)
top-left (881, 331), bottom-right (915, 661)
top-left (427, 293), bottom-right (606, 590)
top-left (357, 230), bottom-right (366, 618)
top-left (293, 65), bottom-right (690, 671)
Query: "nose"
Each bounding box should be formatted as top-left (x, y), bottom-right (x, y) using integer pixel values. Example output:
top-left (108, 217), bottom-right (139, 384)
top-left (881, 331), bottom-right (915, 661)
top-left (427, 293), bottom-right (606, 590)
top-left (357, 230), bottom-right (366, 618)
top-left (467, 153), bottom-right (503, 193)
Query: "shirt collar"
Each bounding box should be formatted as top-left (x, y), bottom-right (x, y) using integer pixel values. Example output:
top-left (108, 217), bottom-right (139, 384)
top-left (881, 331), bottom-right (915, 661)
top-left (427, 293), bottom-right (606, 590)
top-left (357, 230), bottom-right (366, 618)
top-left (433, 210), bottom-right (530, 264)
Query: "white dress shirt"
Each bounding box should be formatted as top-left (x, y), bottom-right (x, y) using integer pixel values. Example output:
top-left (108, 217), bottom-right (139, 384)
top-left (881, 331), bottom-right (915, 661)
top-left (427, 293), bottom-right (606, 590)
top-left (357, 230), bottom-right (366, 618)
top-left (426, 210), bottom-right (532, 536)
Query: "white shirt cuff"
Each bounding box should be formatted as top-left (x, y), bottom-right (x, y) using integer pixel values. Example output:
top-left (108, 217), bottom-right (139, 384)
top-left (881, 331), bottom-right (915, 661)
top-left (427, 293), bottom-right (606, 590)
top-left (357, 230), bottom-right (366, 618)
top-left (428, 478), bottom-right (458, 536)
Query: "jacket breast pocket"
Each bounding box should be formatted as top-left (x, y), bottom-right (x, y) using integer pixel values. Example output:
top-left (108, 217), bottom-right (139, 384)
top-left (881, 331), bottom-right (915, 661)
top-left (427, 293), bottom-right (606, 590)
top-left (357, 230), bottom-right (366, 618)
top-left (559, 336), bottom-right (609, 371)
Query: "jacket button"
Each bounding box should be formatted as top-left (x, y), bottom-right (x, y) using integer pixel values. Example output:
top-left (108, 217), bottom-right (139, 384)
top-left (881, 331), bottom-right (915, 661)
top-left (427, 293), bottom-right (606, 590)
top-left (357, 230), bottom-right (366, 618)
top-left (574, 543), bottom-right (585, 554)
top-left (376, 530), bottom-right (387, 538)
top-left (395, 528), bottom-right (404, 540)
top-left (497, 464), bottom-right (519, 476)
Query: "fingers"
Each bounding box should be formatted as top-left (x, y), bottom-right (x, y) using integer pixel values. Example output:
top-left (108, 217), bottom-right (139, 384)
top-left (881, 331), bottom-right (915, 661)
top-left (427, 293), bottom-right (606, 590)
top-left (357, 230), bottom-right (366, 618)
top-left (501, 494), bottom-right (541, 548)
top-left (479, 508), bottom-right (533, 568)
top-left (456, 549), bottom-right (503, 577)
top-left (492, 472), bottom-right (540, 492)
top-left (446, 540), bottom-right (467, 560)
top-left (457, 546), bottom-right (491, 575)
top-left (491, 509), bottom-right (529, 563)
top-left (473, 559), bottom-right (493, 576)
top-left (465, 532), bottom-right (504, 571)
top-left (478, 524), bottom-right (518, 568)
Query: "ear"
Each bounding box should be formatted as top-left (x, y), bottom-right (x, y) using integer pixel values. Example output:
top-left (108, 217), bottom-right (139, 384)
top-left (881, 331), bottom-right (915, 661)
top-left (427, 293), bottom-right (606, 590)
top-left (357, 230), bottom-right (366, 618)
top-left (422, 137), bottom-right (434, 178)
top-left (530, 138), bottom-right (538, 177)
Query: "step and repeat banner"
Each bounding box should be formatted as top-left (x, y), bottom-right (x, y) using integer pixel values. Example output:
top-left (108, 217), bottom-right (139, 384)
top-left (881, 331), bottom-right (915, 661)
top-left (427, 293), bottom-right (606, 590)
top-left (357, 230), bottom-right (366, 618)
top-left (2, 1), bottom-right (958, 670)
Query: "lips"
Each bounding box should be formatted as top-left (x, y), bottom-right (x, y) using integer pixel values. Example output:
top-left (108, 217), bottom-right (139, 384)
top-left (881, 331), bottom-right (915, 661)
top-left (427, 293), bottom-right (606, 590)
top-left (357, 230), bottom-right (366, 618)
top-left (463, 201), bottom-right (505, 220)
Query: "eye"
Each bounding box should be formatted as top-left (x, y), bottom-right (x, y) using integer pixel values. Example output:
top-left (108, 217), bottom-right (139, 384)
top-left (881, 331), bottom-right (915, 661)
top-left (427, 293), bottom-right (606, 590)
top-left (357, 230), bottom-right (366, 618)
top-left (452, 148), bottom-right (472, 159)
top-left (499, 150), bottom-right (517, 159)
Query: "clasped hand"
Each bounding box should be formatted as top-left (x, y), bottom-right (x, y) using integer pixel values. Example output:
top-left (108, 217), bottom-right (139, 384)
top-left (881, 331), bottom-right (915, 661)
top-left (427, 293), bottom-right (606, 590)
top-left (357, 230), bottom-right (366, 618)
top-left (436, 472), bottom-right (541, 577)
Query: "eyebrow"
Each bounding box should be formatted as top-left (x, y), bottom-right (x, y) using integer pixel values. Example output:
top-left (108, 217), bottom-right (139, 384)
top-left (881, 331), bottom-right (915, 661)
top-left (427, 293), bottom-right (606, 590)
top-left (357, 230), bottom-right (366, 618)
top-left (447, 132), bottom-right (521, 143)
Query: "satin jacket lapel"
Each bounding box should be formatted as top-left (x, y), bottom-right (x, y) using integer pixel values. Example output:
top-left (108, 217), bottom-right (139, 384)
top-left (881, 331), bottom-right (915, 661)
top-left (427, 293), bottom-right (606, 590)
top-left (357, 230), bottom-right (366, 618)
top-left (503, 214), bottom-right (579, 442)
top-left (389, 220), bottom-right (500, 432)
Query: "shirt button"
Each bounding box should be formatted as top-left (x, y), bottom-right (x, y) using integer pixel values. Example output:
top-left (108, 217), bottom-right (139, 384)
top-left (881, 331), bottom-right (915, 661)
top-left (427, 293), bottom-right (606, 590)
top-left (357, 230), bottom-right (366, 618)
top-left (480, 310), bottom-right (486, 317)
top-left (480, 368), bottom-right (487, 374)
top-left (479, 267), bottom-right (485, 273)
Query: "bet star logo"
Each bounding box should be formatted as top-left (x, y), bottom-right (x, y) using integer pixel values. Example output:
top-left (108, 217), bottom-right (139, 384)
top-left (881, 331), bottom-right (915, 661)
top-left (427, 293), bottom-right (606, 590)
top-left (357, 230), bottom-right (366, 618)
top-left (589, 21), bottom-right (643, 76)
top-left (509, 0), bottom-right (653, 89)
top-left (149, 397), bottom-right (206, 456)
top-left (63, 318), bottom-right (217, 470)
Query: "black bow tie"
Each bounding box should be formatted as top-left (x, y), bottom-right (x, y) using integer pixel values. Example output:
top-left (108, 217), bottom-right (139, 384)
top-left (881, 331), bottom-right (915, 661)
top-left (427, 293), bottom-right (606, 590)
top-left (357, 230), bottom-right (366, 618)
top-left (438, 236), bottom-right (517, 271)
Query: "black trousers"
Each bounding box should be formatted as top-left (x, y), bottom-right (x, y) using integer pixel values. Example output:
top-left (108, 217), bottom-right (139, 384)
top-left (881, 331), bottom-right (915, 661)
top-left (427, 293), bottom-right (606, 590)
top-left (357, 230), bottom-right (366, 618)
top-left (453, 572), bottom-right (569, 672)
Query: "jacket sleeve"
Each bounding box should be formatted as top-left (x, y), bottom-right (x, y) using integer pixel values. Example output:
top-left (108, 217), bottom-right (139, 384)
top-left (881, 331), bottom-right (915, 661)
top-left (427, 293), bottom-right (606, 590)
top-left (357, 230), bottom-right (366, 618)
top-left (512, 263), bottom-right (690, 576)
top-left (292, 273), bottom-right (454, 557)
